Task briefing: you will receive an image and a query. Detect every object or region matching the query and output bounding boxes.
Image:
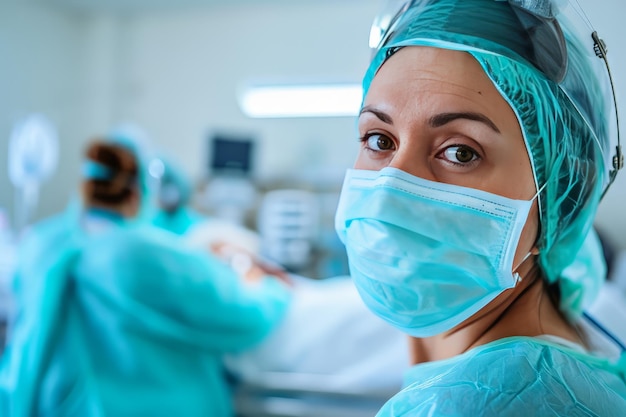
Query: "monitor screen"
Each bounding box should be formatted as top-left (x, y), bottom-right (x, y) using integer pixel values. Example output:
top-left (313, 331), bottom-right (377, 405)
top-left (209, 134), bottom-right (254, 175)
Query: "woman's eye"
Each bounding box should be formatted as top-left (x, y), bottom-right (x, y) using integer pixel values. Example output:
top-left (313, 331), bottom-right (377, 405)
top-left (362, 133), bottom-right (395, 152)
top-left (442, 145), bottom-right (479, 165)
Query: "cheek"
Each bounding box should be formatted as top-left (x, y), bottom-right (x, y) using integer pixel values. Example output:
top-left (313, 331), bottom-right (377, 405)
top-left (353, 152), bottom-right (367, 169)
top-left (354, 150), bottom-right (386, 170)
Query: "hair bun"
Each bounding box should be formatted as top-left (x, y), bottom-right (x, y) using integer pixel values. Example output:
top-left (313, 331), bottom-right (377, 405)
top-left (83, 140), bottom-right (139, 206)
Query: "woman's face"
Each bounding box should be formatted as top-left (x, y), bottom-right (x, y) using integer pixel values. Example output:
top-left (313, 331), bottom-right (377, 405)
top-left (357, 46), bottom-right (539, 266)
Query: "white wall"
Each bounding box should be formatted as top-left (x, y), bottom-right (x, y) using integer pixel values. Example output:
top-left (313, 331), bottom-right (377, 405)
top-left (0, 4), bottom-right (124, 229)
top-left (1, 0), bottom-right (625, 250)
top-left (116, 2), bottom-right (377, 184)
top-left (0, 1), bottom-right (377, 232)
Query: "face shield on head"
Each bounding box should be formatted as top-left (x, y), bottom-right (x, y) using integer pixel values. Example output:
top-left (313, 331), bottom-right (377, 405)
top-left (364, 0), bottom-right (622, 316)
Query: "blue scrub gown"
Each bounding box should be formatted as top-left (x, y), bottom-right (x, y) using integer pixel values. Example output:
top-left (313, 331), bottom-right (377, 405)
top-left (376, 337), bottom-right (626, 416)
top-left (0, 213), bottom-right (291, 417)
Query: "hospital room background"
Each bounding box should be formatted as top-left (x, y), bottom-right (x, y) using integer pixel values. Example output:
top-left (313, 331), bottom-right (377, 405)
top-left (0, 0), bottom-right (625, 416)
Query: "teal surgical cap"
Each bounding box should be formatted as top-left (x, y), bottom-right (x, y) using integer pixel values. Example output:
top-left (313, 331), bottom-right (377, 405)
top-left (364, 0), bottom-right (622, 317)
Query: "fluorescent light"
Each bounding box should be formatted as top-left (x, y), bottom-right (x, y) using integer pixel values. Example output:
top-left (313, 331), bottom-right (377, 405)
top-left (239, 84), bottom-right (362, 118)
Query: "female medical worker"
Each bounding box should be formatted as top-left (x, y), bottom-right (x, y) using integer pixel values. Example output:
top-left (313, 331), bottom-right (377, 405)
top-left (0, 133), bottom-right (291, 416)
top-left (334, 0), bottom-right (626, 415)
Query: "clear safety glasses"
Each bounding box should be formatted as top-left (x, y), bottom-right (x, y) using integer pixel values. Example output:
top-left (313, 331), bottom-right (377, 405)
top-left (368, 0), bottom-right (623, 198)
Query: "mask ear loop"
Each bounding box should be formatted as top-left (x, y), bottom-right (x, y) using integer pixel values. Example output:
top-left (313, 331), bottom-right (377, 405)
top-left (512, 180), bottom-right (549, 284)
top-left (512, 252), bottom-right (535, 284)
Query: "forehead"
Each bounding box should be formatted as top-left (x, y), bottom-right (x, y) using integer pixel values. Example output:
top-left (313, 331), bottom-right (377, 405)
top-left (364, 46), bottom-right (510, 114)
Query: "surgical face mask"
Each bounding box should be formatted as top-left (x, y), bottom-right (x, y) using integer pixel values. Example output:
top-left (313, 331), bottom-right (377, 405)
top-left (159, 183), bottom-right (181, 211)
top-left (334, 167), bottom-right (538, 337)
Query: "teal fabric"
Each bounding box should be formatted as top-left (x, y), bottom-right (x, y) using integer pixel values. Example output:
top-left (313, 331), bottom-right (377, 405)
top-left (560, 228), bottom-right (608, 314)
top-left (0, 215), bottom-right (291, 416)
top-left (82, 161), bottom-right (113, 181)
top-left (152, 207), bottom-right (204, 236)
top-left (8, 208), bottom-right (75, 299)
top-left (376, 337), bottom-right (626, 416)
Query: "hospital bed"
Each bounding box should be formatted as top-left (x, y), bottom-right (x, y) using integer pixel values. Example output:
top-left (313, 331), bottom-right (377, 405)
top-left (233, 374), bottom-right (394, 417)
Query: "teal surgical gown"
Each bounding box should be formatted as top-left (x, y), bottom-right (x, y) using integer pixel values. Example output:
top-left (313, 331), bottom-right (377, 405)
top-left (0, 214), bottom-right (291, 417)
top-left (152, 206), bottom-right (204, 236)
top-left (376, 337), bottom-right (626, 416)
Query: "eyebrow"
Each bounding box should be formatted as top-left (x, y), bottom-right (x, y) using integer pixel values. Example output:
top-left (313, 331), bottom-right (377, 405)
top-left (360, 107), bottom-right (500, 134)
top-left (359, 106), bottom-right (393, 124)
top-left (429, 112), bottom-right (501, 133)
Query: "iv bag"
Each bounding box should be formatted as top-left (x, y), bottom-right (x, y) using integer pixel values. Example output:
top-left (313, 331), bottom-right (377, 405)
top-left (8, 114), bottom-right (59, 233)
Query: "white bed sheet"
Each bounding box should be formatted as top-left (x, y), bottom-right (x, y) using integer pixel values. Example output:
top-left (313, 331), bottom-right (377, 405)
top-left (225, 275), bottom-right (410, 396)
